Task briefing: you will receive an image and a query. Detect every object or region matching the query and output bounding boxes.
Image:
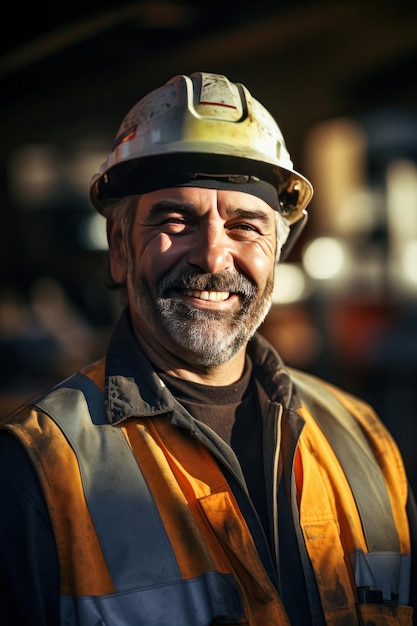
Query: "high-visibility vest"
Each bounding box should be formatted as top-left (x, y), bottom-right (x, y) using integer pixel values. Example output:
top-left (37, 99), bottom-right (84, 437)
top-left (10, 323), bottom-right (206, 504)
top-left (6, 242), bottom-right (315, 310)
top-left (2, 361), bottom-right (413, 625)
top-left (290, 369), bottom-right (412, 626)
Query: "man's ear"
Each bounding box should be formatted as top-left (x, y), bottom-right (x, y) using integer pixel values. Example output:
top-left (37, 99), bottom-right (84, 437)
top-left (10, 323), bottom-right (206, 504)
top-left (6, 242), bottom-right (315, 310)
top-left (107, 217), bottom-right (128, 284)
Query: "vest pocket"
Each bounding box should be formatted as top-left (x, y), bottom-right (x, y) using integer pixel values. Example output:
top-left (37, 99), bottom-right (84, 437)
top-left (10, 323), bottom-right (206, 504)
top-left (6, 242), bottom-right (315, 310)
top-left (357, 602), bottom-right (414, 626)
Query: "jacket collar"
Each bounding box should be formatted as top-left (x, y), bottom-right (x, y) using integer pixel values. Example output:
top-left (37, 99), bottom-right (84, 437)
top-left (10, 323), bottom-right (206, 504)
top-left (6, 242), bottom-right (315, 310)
top-left (247, 333), bottom-right (300, 411)
top-left (104, 309), bottom-right (175, 424)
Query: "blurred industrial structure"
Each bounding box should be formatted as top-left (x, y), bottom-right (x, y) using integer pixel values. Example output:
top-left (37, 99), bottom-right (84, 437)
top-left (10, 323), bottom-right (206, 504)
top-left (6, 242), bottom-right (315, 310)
top-left (1, 0), bottom-right (417, 489)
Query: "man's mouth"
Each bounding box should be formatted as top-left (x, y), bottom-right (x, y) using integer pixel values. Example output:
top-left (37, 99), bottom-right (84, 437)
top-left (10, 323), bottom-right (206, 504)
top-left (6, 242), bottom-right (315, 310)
top-left (184, 289), bottom-right (230, 302)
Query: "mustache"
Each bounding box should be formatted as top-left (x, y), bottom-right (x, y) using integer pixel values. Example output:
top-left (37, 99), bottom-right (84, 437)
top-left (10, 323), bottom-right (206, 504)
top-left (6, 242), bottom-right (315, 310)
top-left (158, 268), bottom-right (257, 299)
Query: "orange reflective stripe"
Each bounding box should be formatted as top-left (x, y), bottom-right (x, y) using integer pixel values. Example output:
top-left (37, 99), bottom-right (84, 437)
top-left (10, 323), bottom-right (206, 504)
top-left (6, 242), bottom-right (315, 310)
top-left (4, 409), bottom-right (114, 597)
top-left (297, 387), bottom-right (412, 626)
top-left (81, 358), bottom-right (105, 391)
top-left (298, 404), bottom-right (367, 553)
top-left (321, 379), bottom-right (411, 553)
top-left (294, 446), bottom-right (303, 509)
top-left (357, 603), bottom-right (414, 625)
top-left (297, 406), bottom-right (364, 624)
top-left (123, 415), bottom-right (291, 625)
top-left (122, 418), bottom-right (229, 579)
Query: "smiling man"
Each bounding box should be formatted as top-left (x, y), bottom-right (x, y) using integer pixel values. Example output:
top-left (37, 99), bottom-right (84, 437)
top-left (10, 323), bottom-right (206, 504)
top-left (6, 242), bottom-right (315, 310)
top-left (108, 187), bottom-right (281, 379)
top-left (1, 72), bottom-right (416, 626)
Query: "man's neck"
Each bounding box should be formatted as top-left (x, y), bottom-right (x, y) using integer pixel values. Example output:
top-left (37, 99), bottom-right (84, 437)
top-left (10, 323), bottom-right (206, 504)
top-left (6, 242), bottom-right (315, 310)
top-left (163, 358), bottom-right (246, 386)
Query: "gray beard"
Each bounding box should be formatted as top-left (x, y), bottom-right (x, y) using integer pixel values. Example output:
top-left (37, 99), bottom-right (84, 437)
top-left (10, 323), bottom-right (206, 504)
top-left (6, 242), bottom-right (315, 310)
top-left (156, 289), bottom-right (272, 367)
top-left (130, 267), bottom-right (274, 367)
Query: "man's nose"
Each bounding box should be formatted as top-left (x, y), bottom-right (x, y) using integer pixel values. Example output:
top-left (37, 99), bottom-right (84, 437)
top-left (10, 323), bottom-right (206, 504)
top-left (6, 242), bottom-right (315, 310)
top-left (187, 224), bottom-right (233, 274)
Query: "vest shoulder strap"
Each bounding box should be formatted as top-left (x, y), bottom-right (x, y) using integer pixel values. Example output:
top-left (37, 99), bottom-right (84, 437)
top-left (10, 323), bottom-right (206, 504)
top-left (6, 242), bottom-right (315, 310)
top-left (289, 368), bottom-right (400, 553)
top-left (34, 371), bottom-right (182, 591)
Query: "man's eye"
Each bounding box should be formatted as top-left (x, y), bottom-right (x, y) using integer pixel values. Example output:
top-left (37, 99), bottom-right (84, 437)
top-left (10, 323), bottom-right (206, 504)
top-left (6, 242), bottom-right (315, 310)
top-left (234, 223), bottom-right (257, 231)
top-left (163, 218), bottom-right (185, 224)
top-left (160, 217), bottom-right (191, 232)
top-left (229, 223), bottom-right (260, 238)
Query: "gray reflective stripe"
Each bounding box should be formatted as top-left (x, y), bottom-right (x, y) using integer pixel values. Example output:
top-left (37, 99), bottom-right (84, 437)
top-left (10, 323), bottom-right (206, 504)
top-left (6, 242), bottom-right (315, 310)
top-left (291, 369), bottom-right (401, 553)
top-left (61, 571), bottom-right (244, 626)
top-left (353, 549), bottom-right (411, 604)
top-left (35, 374), bottom-right (181, 591)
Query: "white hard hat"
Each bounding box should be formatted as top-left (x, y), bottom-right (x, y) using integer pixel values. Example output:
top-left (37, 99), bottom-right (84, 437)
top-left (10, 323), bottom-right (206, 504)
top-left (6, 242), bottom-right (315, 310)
top-left (90, 72), bottom-right (313, 225)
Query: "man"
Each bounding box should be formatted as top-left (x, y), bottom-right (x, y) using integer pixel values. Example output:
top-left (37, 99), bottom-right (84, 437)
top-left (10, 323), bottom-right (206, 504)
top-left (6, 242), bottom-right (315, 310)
top-left (0, 72), bottom-right (415, 625)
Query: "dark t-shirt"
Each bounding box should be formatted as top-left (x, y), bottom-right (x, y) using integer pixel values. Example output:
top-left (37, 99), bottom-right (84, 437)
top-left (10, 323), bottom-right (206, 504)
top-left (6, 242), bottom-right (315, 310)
top-left (159, 357), bottom-right (271, 539)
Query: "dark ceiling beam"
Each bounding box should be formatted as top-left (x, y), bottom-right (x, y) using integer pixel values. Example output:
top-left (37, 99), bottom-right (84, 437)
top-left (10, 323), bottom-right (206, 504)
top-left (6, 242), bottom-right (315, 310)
top-left (140, 1), bottom-right (417, 77)
top-left (0, 2), bottom-right (197, 78)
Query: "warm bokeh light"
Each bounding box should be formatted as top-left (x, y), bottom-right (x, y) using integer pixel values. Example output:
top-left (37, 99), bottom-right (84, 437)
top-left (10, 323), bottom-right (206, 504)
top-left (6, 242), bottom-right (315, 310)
top-left (302, 237), bottom-right (347, 280)
top-left (272, 263), bottom-right (309, 303)
top-left (8, 145), bottom-right (59, 207)
top-left (402, 240), bottom-right (417, 285)
top-left (78, 213), bottom-right (108, 251)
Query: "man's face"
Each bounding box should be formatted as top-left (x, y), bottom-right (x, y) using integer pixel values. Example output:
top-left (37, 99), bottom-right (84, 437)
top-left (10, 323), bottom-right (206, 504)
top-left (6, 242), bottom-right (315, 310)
top-left (108, 187), bottom-right (277, 369)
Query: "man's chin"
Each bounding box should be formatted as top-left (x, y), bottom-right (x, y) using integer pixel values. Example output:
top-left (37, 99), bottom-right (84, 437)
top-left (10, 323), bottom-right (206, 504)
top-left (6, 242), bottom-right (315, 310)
top-left (166, 322), bottom-right (246, 367)
top-left (157, 295), bottom-right (272, 364)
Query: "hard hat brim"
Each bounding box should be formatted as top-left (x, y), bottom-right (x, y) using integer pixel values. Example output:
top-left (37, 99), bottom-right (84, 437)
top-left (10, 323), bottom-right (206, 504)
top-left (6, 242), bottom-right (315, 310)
top-left (90, 152), bottom-right (313, 224)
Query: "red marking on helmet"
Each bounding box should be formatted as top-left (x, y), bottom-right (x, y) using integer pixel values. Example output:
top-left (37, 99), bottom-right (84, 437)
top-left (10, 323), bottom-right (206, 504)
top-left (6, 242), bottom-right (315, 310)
top-left (198, 101), bottom-right (237, 109)
top-left (113, 126), bottom-right (137, 149)
top-left (120, 126), bottom-right (137, 143)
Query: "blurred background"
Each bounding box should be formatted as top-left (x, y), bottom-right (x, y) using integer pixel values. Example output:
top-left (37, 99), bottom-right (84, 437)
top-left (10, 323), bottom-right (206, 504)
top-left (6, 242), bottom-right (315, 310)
top-left (1, 0), bottom-right (417, 492)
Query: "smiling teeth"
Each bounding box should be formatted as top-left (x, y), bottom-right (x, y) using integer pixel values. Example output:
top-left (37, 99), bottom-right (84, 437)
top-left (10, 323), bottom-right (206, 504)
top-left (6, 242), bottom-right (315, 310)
top-left (185, 289), bottom-right (230, 301)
